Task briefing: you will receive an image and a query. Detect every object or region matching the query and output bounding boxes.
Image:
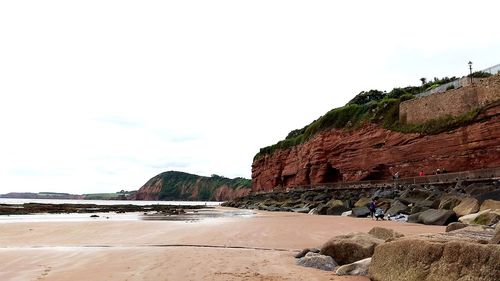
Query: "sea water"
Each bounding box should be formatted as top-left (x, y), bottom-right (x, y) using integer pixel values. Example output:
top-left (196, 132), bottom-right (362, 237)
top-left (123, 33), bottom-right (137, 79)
top-left (0, 198), bottom-right (225, 223)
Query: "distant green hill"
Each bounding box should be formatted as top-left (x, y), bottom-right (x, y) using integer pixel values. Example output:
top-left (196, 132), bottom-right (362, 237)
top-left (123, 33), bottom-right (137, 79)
top-left (135, 171), bottom-right (252, 201)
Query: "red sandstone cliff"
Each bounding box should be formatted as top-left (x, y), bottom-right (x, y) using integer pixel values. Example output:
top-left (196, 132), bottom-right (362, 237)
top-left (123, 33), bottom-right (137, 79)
top-left (252, 104), bottom-right (500, 192)
top-left (134, 171), bottom-right (251, 201)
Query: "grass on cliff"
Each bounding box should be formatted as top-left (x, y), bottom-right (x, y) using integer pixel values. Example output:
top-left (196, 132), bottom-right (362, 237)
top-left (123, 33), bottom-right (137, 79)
top-left (255, 93), bottom-right (489, 160)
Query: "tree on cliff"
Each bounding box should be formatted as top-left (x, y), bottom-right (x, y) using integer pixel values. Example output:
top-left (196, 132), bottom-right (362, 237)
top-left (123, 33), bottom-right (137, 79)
top-left (347, 90), bottom-right (385, 105)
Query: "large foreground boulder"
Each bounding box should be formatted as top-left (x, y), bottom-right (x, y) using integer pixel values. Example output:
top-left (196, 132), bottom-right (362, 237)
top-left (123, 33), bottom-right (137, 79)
top-left (296, 252), bottom-right (337, 271)
top-left (335, 257), bottom-right (371, 276)
top-left (320, 232), bottom-right (383, 265)
top-left (369, 235), bottom-right (500, 281)
top-left (453, 197), bottom-right (480, 217)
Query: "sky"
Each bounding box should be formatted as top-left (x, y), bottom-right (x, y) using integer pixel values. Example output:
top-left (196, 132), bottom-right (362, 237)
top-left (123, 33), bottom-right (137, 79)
top-left (1, 0), bottom-right (500, 194)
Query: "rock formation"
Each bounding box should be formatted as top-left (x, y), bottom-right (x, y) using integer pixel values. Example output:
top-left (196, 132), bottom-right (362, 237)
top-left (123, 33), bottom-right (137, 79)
top-left (369, 229), bottom-right (500, 281)
top-left (252, 75), bottom-right (500, 192)
top-left (252, 103), bottom-right (500, 191)
top-left (134, 171), bottom-right (251, 201)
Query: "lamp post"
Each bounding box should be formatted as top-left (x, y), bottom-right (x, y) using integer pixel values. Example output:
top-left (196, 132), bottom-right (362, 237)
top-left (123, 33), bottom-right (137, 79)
top-left (468, 61), bottom-right (473, 85)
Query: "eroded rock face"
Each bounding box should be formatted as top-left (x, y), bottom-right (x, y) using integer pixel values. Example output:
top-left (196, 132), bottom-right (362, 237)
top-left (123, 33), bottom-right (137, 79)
top-left (252, 105), bottom-right (500, 191)
top-left (369, 235), bottom-right (500, 281)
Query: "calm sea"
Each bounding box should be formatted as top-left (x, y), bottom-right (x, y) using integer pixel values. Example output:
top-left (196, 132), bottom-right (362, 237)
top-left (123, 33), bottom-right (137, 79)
top-left (0, 198), bottom-right (224, 223)
top-left (0, 198), bottom-right (222, 206)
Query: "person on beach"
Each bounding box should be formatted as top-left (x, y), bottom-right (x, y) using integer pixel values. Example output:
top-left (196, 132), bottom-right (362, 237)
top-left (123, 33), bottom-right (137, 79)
top-left (369, 197), bottom-right (377, 219)
top-left (374, 208), bottom-right (385, 220)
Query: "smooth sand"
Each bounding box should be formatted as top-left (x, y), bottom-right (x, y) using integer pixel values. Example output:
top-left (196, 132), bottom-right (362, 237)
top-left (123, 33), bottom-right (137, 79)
top-left (0, 207), bottom-right (445, 281)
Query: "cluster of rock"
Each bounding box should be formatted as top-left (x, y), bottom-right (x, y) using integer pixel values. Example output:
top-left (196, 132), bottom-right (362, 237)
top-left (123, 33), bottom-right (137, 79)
top-left (295, 225), bottom-right (500, 281)
top-left (223, 180), bottom-right (500, 226)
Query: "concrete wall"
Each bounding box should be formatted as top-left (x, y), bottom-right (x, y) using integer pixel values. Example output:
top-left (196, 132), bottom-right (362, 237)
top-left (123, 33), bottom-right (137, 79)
top-left (400, 75), bottom-right (500, 124)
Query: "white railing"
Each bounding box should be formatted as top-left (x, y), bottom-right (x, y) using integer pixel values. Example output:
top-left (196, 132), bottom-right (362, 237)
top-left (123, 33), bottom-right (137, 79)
top-left (416, 63), bottom-right (500, 98)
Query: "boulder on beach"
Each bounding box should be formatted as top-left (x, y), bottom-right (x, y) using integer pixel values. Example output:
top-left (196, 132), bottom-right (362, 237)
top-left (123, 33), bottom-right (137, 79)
top-left (453, 197), bottom-right (480, 217)
top-left (351, 206), bottom-right (370, 217)
top-left (398, 188), bottom-right (434, 205)
top-left (369, 234), bottom-right (500, 281)
top-left (294, 247), bottom-right (320, 259)
top-left (386, 200), bottom-right (409, 216)
top-left (296, 252), bottom-right (337, 271)
top-left (320, 232), bottom-right (383, 265)
top-left (335, 257), bottom-right (371, 276)
top-left (368, 227), bottom-right (404, 241)
top-left (480, 199), bottom-right (500, 211)
top-left (459, 209), bottom-right (491, 224)
top-left (312, 193), bottom-right (331, 202)
top-left (417, 209), bottom-right (457, 225)
top-left (325, 199), bottom-right (350, 215)
top-left (445, 222), bottom-right (468, 232)
top-left (407, 212), bottom-right (421, 223)
top-left (373, 189), bottom-right (397, 199)
top-left (438, 196), bottom-right (463, 210)
top-left (354, 197), bottom-right (371, 208)
top-left (473, 210), bottom-right (500, 226)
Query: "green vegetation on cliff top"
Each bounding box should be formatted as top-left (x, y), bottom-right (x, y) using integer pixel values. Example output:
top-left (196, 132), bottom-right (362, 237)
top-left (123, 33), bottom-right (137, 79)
top-left (255, 76), bottom-right (489, 160)
top-left (146, 171), bottom-right (251, 201)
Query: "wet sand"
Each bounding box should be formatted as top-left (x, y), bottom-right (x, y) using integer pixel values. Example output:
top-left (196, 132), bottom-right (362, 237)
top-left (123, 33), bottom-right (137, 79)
top-left (0, 207), bottom-right (445, 281)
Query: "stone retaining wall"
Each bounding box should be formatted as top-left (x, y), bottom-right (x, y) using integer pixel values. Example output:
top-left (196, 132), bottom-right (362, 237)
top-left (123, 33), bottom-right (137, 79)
top-left (400, 75), bottom-right (500, 124)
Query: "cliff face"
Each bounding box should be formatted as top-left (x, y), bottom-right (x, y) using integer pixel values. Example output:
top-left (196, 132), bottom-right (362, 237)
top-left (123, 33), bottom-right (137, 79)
top-left (252, 104), bottom-right (500, 192)
top-left (134, 171), bottom-right (251, 201)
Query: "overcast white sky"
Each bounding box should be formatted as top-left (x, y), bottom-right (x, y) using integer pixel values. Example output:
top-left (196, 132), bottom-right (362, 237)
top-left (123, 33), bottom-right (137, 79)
top-left (1, 0), bottom-right (499, 194)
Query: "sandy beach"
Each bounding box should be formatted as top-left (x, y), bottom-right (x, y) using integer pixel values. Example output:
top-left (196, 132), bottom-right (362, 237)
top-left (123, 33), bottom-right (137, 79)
top-left (0, 207), bottom-right (445, 281)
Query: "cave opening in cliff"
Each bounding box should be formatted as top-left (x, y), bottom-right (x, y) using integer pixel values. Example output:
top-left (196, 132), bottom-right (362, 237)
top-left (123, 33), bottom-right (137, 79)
top-left (321, 164), bottom-right (343, 183)
top-left (282, 174), bottom-right (295, 187)
top-left (361, 164), bottom-right (390, 181)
